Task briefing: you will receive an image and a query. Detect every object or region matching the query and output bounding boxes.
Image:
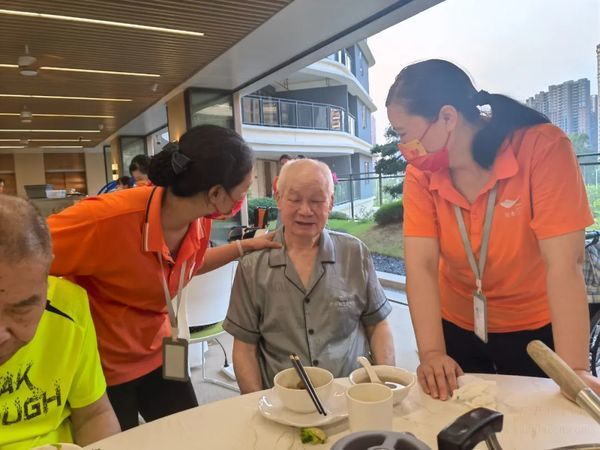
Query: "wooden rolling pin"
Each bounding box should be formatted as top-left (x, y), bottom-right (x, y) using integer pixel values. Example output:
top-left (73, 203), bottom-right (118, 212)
top-left (527, 340), bottom-right (600, 424)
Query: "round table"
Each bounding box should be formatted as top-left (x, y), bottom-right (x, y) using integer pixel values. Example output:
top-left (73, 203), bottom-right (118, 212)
top-left (84, 375), bottom-right (600, 449)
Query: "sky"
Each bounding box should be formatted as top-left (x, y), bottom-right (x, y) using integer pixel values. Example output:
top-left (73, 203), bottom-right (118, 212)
top-left (367, 0), bottom-right (600, 144)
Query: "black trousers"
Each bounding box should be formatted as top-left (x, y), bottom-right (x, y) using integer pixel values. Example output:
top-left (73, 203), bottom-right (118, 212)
top-left (106, 366), bottom-right (198, 431)
top-left (442, 320), bottom-right (554, 377)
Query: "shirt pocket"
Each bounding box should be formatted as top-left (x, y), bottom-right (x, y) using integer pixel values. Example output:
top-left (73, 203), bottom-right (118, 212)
top-left (328, 295), bottom-right (361, 337)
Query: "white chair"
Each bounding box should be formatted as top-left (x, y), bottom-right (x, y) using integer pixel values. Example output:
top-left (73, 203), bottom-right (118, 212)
top-left (184, 261), bottom-right (239, 392)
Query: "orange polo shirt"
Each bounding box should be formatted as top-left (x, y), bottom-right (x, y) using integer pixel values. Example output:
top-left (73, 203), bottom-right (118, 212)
top-left (403, 124), bottom-right (593, 333)
top-left (48, 187), bottom-right (211, 386)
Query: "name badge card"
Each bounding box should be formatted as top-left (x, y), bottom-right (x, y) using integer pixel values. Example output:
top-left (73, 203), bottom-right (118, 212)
top-left (473, 291), bottom-right (488, 343)
top-left (162, 337), bottom-right (190, 382)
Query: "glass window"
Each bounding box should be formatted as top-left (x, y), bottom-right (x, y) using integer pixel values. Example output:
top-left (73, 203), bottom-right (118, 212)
top-left (148, 126), bottom-right (169, 155)
top-left (186, 88), bottom-right (240, 245)
top-left (188, 89), bottom-right (234, 129)
top-left (362, 103), bottom-right (368, 129)
top-left (262, 100), bottom-right (280, 125)
top-left (120, 136), bottom-right (146, 174)
top-left (344, 50), bottom-right (352, 72)
top-left (313, 105), bottom-right (327, 129)
top-left (297, 103), bottom-right (313, 128)
top-left (280, 101), bottom-right (297, 127)
top-left (242, 97), bottom-right (261, 124)
top-left (364, 162), bottom-right (370, 184)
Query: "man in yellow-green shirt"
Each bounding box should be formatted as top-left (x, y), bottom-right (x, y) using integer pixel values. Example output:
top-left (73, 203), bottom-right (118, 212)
top-left (0, 196), bottom-right (120, 449)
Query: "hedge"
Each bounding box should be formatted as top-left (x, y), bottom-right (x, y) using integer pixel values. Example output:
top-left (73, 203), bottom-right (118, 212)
top-left (374, 200), bottom-right (404, 226)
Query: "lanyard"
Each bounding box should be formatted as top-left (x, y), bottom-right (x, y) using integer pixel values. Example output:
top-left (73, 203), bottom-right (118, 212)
top-left (453, 185), bottom-right (497, 294)
top-left (158, 254), bottom-right (188, 341)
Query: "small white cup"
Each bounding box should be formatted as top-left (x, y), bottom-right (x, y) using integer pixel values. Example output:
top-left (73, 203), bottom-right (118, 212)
top-left (346, 383), bottom-right (393, 432)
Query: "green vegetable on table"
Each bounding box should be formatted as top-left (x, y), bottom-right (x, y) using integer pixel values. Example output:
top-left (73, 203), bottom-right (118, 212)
top-left (300, 427), bottom-right (327, 444)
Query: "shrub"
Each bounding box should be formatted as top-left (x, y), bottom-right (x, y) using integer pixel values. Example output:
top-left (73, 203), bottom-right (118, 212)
top-left (374, 200), bottom-right (404, 226)
top-left (247, 197), bottom-right (278, 224)
top-left (328, 210), bottom-right (349, 220)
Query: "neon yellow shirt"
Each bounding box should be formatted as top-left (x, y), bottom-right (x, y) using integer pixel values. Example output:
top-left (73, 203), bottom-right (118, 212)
top-left (0, 276), bottom-right (106, 450)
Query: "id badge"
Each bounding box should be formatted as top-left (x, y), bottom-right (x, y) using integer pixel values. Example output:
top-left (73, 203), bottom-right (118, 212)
top-left (473, 291), bottom-right (488, 343)
top-left (162, 337), bottom-right (190, 382)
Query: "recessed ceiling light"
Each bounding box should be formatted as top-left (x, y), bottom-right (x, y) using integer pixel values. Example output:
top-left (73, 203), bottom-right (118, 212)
top-left (0, 63), bottom-right (159, 78)
top-left (0, 145), bottom-right (25, 148)
top-left (42, 145), bottom-right (84, 149)
top-left (0, 129), bottom-right (100, 133)
top-left (0, 112), bottom-right (115, 118)
top-left (43, 66), bottom-right (160, 77)
top-left (0, 9), bottom-right (204, 36)
top-left (0, 138), bottom-right (92, 142)
top-left (0, 94), bottom-right (131, 102)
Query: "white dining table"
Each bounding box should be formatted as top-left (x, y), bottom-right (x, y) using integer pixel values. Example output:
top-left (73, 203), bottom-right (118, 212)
top-left (84, 374), bottom-right (600, 450)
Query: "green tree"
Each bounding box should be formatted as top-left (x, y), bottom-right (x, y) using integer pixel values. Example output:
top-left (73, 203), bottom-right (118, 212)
top-left (569, 132), bottom-right (595, 185)
top-left (569, 132), bottom-right (591, 155)
top-left (371, 126), bottom-right (406, 199)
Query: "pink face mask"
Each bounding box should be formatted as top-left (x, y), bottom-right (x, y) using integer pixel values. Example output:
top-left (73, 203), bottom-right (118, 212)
top-left (205, 196), bottom-right (245, 220)
top-left (397, 122), bottom-right (451, 172)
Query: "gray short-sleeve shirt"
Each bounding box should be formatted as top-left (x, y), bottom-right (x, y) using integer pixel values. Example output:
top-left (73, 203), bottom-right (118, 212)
top-left (223, 229), bottom-right (391, 389)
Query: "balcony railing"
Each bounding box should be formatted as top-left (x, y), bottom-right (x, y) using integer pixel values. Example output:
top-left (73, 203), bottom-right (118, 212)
top-left (242, 95), bottom-right (355, 134)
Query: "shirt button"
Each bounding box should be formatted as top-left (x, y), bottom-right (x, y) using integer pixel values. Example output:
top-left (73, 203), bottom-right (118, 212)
top-left (308, 329), bottom-right (314, 335)
top-left (304, 297), bottom-right (310, 304)
top-left (312, 360), bottom-right (319, 366)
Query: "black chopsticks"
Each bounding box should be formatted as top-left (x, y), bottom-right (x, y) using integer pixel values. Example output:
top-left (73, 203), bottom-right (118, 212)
top-left (289, 353), bottom-right (327, 416)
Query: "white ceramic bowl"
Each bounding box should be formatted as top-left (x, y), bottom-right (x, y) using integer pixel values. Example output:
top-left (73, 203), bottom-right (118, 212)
top-left (348, 365), bottom-right (416, 405)
top-left (46, 189), bottom-right (67, 199)
top-left (273, 367), bottom-right (334, 413)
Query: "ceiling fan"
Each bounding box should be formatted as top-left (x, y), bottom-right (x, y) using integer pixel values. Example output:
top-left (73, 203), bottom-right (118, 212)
top-left (15, 45), bottom-right (63, 77)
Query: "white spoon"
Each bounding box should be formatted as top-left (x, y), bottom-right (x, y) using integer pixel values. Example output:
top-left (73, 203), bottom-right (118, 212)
top-left (356, 356), bottom-right (403, 390)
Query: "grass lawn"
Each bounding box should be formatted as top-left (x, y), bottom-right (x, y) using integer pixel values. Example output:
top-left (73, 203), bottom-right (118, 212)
top-left (326, 219), bottom-right (404, 259)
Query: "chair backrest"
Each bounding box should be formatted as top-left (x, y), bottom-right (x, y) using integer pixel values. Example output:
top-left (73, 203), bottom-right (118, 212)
top-left (254, 207), bottom-right (269, 228)
top-left (184, 261), bottom-right (237, 327)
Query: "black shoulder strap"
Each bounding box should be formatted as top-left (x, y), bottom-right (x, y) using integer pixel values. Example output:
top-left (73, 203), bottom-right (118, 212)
top-left (45, 300), bottom-right (74, 322)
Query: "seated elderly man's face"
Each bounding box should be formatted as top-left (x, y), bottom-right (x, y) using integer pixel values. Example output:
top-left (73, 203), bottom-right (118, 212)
top-left (0, 260), bottom-right (48, 365)
top-left (278, 164), bottom-right (332, 239)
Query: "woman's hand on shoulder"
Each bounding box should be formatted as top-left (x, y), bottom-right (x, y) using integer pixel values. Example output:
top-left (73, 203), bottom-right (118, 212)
top-left (417, 351), bottom-right (464, 401)
top-left (241, 231), bottom-right (282, 253)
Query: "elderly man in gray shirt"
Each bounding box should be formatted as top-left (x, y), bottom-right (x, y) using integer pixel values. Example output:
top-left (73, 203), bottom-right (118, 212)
top-left (224, 159), bottom-right (395, 393)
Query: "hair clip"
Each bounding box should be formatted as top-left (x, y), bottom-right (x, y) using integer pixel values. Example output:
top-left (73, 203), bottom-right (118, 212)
top-left (170, 144), bottom-right (192, 175)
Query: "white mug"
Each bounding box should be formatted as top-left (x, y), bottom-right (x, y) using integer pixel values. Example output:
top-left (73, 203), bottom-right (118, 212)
top-left (346, 383), bottom-right (393, 432)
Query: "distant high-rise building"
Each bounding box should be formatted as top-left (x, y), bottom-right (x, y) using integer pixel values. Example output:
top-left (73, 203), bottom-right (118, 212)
top-left (527, 78), bottom-right (596, 151)
top-left (592, 93), bottom-right (598, 152)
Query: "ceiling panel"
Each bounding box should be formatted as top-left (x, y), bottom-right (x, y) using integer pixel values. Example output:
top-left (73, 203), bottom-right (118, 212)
top-left (0, 0), bottom-right (291, 147)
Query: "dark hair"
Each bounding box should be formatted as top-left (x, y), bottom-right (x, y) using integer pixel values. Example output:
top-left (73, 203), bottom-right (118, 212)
top-left (279, 154), bottom-right (291, 163)
top-left (386, 59), bottom-right (550, 169)
top-left (0, 195), bottom-right (51, 262)
top-left (117, 176), bottom-right (132, 187)
top-left (148, 125), bottom-right (254, 197)
top-left (296, 154), bottom-right (306, 159)
top-left (129, 154), bottom-right (151, 176)
top-left (0, 177), bottom-right (4, 184)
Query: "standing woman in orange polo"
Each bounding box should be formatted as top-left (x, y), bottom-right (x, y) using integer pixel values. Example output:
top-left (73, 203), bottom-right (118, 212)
top-left (48, 125), bottom-right (279, 430)
top-left (386, 59), bottom-right (599, 401)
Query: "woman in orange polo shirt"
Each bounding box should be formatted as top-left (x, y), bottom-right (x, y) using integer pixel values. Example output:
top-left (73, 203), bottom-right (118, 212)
top-left (48, 125), bottom-right (279, 430)
top-left (386, 59), bottom-right (599, 401)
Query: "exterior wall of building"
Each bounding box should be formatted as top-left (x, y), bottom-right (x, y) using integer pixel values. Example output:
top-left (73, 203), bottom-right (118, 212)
top-left (527, 78), bottom-right (595, 147)
top-left (356, 98), bottom-right (373, 144)
top-left (348, 45), bottom-right (370, 92)
top-left (316, 155), bottom-right (352, 176)
top-left (271, 85), bottom-right (349, 111)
